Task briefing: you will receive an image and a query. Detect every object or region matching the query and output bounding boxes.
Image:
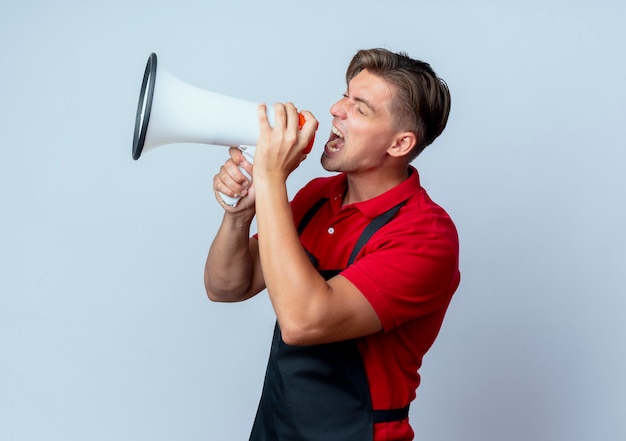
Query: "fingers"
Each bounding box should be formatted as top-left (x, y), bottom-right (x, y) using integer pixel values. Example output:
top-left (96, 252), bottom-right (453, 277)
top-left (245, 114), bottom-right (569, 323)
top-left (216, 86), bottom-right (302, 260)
top-left (298, 109), bottom-right (318, 143)
top-left (299, 110), bottom-right (318, 132)
top-left (257, 103), bottom-right (271, 129)
top-left (261, 103), bottom-right (316, 147)
top-left (228, 147), bottom-right (253, 176)
top-left (214, 155), bottom-right (252, 202)
top-left (259, 102), bottom-right (301, 130)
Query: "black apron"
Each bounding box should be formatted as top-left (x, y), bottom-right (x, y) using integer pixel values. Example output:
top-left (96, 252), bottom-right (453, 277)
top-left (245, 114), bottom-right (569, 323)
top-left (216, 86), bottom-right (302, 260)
top-left (250, 198), bottom-right (409, 441)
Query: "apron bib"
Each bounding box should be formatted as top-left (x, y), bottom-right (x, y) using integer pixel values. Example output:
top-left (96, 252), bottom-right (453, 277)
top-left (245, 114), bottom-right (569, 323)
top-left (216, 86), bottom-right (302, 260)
top-left (250, 199), bottom-right (408, 441)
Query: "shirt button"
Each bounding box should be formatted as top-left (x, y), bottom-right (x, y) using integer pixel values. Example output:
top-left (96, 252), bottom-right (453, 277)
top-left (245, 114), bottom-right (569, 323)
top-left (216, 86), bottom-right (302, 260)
top-left (328, 227), bottom-right (335, 235)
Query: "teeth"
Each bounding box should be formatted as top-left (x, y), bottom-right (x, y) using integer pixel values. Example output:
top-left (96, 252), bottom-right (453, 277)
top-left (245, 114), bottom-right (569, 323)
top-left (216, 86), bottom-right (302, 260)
top-left (331, 125), bottom-right (344, 138)
top-left (327, 143), bottom-right (340, 152)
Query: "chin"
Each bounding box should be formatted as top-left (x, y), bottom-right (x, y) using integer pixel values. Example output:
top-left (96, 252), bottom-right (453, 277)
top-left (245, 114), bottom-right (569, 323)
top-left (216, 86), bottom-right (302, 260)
top-left (320, 155), bottom-right (338, 172)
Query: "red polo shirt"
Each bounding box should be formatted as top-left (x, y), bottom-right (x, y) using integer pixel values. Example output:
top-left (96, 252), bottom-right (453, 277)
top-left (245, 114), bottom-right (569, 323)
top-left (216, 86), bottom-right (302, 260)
top-left (290, 166), bottom-right (460, 441)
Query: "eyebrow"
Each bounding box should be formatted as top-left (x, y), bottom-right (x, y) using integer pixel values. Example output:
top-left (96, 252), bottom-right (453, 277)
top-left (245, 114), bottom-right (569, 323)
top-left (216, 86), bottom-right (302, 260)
top-left (346, 92), bottom-right (377, 113)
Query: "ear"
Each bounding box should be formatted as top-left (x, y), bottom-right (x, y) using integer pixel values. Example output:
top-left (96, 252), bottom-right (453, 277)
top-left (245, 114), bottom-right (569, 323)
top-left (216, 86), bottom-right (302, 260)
top-left (387, 132), bottom-right (417, 158)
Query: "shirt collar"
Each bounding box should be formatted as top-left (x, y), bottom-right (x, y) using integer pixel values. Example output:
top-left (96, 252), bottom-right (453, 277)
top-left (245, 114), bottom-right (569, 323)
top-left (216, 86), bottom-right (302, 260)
top-left (325, 166), bottom-right (421, 219)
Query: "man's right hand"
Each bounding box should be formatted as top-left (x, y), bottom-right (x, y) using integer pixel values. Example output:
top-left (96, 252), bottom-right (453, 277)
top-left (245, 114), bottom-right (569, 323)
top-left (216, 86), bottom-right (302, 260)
top-left (213, 147), bottom-right (256, 212)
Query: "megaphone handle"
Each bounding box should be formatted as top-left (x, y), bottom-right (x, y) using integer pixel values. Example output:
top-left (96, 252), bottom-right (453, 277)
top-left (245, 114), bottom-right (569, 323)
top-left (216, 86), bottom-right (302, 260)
top-left (216, 112), bottom-right (314, 206)
top-left (218, 146), bottom-right (255, 207)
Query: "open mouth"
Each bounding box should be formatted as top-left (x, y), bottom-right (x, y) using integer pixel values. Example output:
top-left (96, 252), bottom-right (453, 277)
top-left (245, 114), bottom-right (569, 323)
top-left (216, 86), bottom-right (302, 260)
top-left (325, 125), bottom-right (345, 153)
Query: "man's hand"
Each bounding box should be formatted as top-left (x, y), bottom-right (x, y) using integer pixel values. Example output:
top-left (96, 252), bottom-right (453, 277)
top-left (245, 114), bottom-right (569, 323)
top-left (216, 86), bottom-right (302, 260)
top-left (213, 147), bottom-right (256, 212)
top-left (253, 103), bottom-right (318, 184)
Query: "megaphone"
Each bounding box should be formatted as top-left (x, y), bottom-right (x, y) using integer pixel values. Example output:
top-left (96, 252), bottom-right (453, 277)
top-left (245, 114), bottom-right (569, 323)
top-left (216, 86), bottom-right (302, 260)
top-left (131, 53), bottom-right (314, 206)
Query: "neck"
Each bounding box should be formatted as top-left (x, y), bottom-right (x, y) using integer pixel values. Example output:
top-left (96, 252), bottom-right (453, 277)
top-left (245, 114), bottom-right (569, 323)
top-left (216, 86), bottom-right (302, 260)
top-left (343, 165), bottom-right (410, 206)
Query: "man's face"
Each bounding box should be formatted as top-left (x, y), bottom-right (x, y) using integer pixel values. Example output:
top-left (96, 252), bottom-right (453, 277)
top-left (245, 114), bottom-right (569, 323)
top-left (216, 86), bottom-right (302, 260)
top-left (322, 69), bottom-right (400, 174)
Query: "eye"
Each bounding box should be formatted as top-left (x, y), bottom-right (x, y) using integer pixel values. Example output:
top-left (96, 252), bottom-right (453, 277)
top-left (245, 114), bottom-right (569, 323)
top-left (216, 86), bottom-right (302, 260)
top-left (343, 92), bottom-right (368, 116)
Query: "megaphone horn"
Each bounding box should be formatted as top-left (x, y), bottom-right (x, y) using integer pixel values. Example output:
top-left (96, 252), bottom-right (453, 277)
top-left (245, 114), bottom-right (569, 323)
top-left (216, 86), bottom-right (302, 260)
top-left (131, 53), bottom-right (314, 206)
top-left (133, 52), bottom-right (276, 160)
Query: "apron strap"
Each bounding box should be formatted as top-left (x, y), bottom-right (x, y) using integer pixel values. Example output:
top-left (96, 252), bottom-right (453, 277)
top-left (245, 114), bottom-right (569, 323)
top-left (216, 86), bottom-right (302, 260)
top-left (297, 197), bottom-right (329, 235)
top-left (347, 200), bottom-right (406, 266)
top-left (373, 405), bottom-right (410, 423)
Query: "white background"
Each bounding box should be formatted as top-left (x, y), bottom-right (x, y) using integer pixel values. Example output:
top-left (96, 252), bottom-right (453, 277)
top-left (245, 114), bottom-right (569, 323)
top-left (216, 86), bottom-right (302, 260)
top-left (2, 1), bottom-right (625, 440)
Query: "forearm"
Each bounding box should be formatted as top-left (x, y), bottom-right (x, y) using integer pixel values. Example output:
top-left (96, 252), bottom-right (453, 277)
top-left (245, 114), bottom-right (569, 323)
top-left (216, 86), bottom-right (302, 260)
top-left (254, 177), bottom-right (330, 337)
top-left (249, 103), bottom-right (356, 343)
top-left (204, 211), bottom-right (261, 302)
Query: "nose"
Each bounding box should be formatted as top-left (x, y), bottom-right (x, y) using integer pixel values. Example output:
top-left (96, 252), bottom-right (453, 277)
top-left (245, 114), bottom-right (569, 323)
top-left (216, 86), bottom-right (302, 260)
top-left (330, 96), bottom-right (348, 118)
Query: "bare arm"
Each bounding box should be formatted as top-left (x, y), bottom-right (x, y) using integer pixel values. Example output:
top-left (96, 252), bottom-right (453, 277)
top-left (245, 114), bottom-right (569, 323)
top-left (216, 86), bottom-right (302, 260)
top-left (204, 149), bottom-right (265, 302)
top-left (253, 103), bottom-right (382, 345)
